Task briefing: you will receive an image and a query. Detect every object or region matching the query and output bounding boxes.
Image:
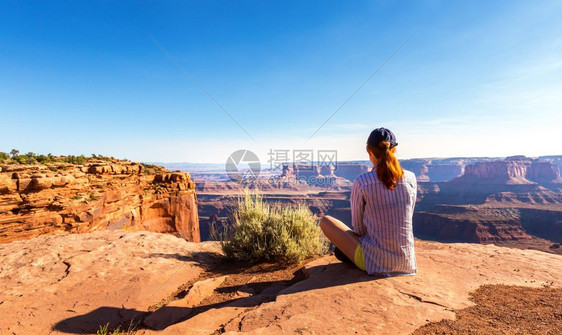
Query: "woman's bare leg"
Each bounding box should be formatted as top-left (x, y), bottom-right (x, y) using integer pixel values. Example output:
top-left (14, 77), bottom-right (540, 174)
top-left (320, 215), bottom-right (360, 261)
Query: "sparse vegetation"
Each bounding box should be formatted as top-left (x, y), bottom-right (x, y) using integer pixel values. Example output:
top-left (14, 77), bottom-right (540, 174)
top-left (96, 321), bottom-right (136, 335)
top-left (0, 150), bottom-right (129, 165)
top-left (64, 155), bottom-right (87, 165)
top-left (0, 152), bottom-right (9, 162)
top-left (72, 195), bottom-right (81, 200)
top-left (141, 163), bottom-right (165, 174)
top-left (216, 189), bottom-right (328, 264)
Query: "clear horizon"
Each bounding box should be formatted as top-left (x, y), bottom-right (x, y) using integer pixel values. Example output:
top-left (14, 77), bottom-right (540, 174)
top-left (1, 1), bottom-right (561, 163)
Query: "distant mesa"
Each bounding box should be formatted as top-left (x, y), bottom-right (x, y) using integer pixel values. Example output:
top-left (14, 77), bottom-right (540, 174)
top-left (413, 156), bottom-right (562, 248)
top-left (399, 155), bottom-right (562, 184)
top-left (452, 156), bottom-right (562, 185)
top-left (333, 162), bottom-right (371, 181)
top-left (401, 158), bottom-right (472, 182)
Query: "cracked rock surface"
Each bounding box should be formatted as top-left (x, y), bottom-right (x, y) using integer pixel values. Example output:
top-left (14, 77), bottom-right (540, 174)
top-left (199, 242), bottom-right (562, 335)
top-left (1, 231), bottom-right (561, 335)
top-left (141, 239), bottom-right (562, 334)
top-left (0, 231), bottom-right (217, 334)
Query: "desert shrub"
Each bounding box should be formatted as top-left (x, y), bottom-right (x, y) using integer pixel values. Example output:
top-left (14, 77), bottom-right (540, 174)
top-left (0, 152), bottom-right (9, 162)
top-left (218, 190), bottom-right (328, 264)
top-left (15, 154), bottom-right (36, 164)
top-left (96, 322), bottom-right (132, 335)
top-left (36, 154), bottom-right (52, 163)
top-left (141, 163), bottom-right (165, 174)
top-left (64, 155), bottom-right (87, 165)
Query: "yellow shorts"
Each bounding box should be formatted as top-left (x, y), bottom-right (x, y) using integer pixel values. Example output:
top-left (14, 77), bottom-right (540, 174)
top-left (354, 244), bottom-right (366, 271)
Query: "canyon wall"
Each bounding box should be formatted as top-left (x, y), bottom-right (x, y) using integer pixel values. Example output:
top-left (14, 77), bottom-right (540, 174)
top-left (194, 156), bottom-right (561, 248)
top-left (541, 155), bottom-right (562, 177)
top-left (519, 208), bottom-right (562, 243)
top-left (413, 158), bottom-right (562, 248)
top-left (457, 158), bottom-right (561, 185)
top-left (426, 164), bottom-right (464, 181)
top-left (401, 159), bottom-right (473, 182)
top-left (0, 162), bottom-right (200, 244)
top-left (461, 161), bottom-right (532, 184)
top-left (332, 163), bottom-right (371, 182)
top-left (413, 205), bottom-right (531, 243)
top-left (414, 158), bottom-right (562, 208)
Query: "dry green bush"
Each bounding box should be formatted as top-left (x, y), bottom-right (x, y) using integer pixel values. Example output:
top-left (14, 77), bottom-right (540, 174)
top-left (215, 190), bottom-right (328, 264)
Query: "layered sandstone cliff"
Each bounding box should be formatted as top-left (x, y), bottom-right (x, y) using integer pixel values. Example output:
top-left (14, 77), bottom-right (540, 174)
top-left (414, 205), bottom-right (531, 243)
top-left (457, 158), bottom-right (561, 185)
top-left (414, 158), bottom-right (562, 247)
top-left (0, 161), bottom-right (200, 243)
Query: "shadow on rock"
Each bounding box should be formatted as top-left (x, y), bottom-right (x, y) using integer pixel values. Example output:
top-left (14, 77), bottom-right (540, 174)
top-left (53, 258), bottom-right (380, 333)
top-left (277, 261), bottom-right (380, 296)
top-left (148, 252), bottom-right (194, 262)
top-left (148, 251), bottom-right (223, 267)
top-left (52, 306), bottom-right (146, 334)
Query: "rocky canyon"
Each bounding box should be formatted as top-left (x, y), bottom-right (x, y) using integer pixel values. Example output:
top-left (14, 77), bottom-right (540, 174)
top-left (1, 154), bottom-right (561, 334)
top-left (193, 156), bottom-right (562, 254)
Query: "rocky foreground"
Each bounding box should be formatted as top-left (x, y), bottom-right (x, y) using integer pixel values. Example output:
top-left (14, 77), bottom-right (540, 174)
top-left (1, 231), bottom-right (561, 334)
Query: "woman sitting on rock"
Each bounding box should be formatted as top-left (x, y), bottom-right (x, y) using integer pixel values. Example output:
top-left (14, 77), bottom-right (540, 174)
top-left (320, 127), bottom-right (418, 276)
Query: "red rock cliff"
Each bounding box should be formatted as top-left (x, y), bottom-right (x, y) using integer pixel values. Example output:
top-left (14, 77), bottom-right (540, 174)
top-left (526, 161), bottom-right (561, 183)
top-left (0, 162), bottom-right (200, 243)
top-left (458, 159), bottom-right (561, 185)
top-left (462, 161), bottom-right (531, 183)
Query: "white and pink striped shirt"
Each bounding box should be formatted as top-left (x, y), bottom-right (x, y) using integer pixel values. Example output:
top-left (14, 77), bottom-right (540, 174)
top-left (351, 169), bottom-right (417, 276)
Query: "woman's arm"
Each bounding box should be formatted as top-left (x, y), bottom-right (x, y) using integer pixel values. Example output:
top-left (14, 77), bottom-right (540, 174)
top-left (411, 173), bottom-right (418, 212)
top-left (351, 179), bottom-right (367, 236)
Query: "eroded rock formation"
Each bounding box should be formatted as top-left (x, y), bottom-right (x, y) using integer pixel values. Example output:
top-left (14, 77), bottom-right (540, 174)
top-left (280, 163), bottom-right (351, 188)
top-left (195, 156), bottom-right (562, 247)
top-left (0, 162), bottom-right (200, 243)
top-left (332, 162), bottom-right (371, 182)
top-left (414, 205), bottom-right (531, 243)
top-left (413, 158), bottom-right (562, 246)
top-left (457, 157), bottom-right (561, 185)
top-left (401, 159), bottom-right (468, 182)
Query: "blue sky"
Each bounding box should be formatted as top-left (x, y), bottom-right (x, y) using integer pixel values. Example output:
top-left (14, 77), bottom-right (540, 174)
top-left (1, 1), bottom-right (561, 163)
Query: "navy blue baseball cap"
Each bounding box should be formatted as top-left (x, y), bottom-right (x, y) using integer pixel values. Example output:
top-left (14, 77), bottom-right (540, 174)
top-left (367, 127), bottom-right (398, 148)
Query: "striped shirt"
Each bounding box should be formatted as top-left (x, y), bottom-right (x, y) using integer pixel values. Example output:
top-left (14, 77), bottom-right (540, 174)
top-left (351, 169), bottom-right (417, 276)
